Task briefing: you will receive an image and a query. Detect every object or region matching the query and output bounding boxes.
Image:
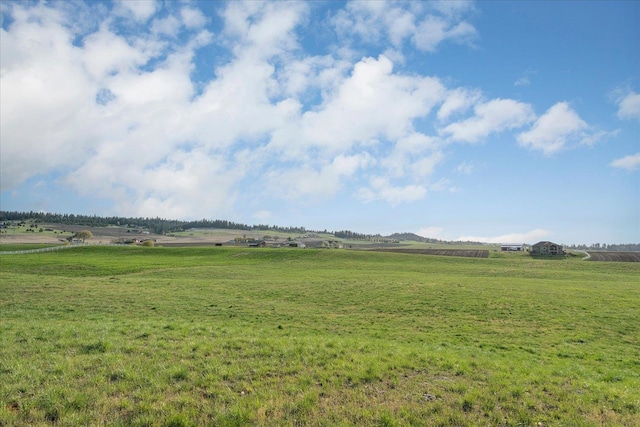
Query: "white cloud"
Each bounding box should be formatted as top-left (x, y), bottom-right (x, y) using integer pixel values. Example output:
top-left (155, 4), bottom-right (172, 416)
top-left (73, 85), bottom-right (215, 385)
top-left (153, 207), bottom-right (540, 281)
top-left (0, 4), bottom-right (101, 190)
top-left (395, 133), bottom-right (441, 153)
top-left (610, 153), bottom-right (640, 171)
top-left (269, 54), bottom-right (446, 157)
top-left (437, 87), bottom-right (481, 121)
top-left (357, 177), bottom-right (427, 205)
top-left (82, 26), bottom-right (150, 81)
top-left (416, 226), bottom-right (444, 239)
top-left (266, 153), bottom-right (374, 199)
top-left (221, 1), bottom-right (306, 58)
top-left (180, 7), bottom-right (207, 29)
top-left (151, 15), bottom-right (181, 37)
top-left (514, 69), bottom-right (536, 87)
top-left (457, 229), bottom-right (551, 244)
top-left (334, 0), bottom-right (477, 52)
top-left (616, 91), bottom-right (640, 121)
top-left (1, 0), bottom-right (622, 226)
top-left (413, 16), bottom-right (476, 52)
top-left (456, 161), bottom-right (474, 174)
top-left (428, 178), bottom-right (459, 192)
top-left (580, 129), bottom-right (619, 147)
top-left (115, 0), bottom-right (157, 22)
top-left (517, 102), bottom-right (587, 155)
top-left (440, 98), bottom-right (535, 143)
top-left (410, 152), bottom-right (446, 178)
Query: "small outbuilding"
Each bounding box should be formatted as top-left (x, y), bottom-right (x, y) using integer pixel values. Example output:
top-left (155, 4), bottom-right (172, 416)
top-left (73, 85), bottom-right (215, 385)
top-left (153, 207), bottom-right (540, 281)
top-left (531, 241), bottom-right (563, 256)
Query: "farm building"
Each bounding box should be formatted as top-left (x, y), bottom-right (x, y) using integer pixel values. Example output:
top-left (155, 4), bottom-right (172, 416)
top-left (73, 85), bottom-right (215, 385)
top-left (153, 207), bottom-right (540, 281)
top-left (531, 241), bottom-right (563, 256)
top-left (286, 242), bottom-right (306, 248)
top-left (501, 244), bottom-right (523, 251)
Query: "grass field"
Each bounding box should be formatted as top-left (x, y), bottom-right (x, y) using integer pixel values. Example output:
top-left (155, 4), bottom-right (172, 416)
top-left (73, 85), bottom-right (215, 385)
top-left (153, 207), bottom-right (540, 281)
top-left (1, 246), bottom-right (638, 426)
top-left (0, 244), bottom-right (61, 252)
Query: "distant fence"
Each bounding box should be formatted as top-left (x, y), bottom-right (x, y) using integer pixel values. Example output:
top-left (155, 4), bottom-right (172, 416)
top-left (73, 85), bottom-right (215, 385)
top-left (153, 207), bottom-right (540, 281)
top-left (0, 243), bottom-right (88, 255)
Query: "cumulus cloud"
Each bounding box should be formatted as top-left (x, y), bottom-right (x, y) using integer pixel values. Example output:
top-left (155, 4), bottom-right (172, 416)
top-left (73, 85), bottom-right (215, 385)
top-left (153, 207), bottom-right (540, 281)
top-left (413, 16), bottom-right (476, 52)
top-left (269, 54), bottom-right (446, 157)
top-left (437, 87), bottom-right (481, 121)
top-left (440, 98), bottom-right (535, 143)
top-left (1, 0), bottom-right (455, 218)
top-left (457, 229), bottom-right (551, 244)
top-left (0, 1), bottom-right (619, 223)
top-left (616, 91), bottom-right (640, 121)
top-left (333, 0), bottom-right (477, 52)
top-left (266, 153), bottom-right (374, 199)
top-left (115, 0), bottom-right (157, 22)
top-left (517, 102), bottom-right (587, 155)
top-left (0, 4), bottom-right (103, 189)
top-left (610, 153), bottom-right (640, 171)
top-left (180, 7), bottom-right (207, 29)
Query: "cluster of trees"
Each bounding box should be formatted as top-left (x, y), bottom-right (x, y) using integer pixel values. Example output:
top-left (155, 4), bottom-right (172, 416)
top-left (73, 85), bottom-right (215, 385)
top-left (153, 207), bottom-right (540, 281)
top-left (333, 230), bottom-right (382, 240)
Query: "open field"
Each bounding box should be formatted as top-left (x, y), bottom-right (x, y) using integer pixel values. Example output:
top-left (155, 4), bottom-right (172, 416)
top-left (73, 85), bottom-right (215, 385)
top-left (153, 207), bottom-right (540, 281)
top-left (1, 246), bottom-right (639, 426)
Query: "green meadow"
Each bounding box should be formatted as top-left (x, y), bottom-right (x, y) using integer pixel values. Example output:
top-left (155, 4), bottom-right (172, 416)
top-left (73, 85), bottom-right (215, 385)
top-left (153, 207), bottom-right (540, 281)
top-left (1, 246), bottom-right (638, 426)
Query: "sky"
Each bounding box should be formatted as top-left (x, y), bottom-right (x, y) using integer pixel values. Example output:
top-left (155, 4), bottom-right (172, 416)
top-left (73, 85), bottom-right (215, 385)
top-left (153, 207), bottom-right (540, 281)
top-left (1, 0), bottom-right (638, 245)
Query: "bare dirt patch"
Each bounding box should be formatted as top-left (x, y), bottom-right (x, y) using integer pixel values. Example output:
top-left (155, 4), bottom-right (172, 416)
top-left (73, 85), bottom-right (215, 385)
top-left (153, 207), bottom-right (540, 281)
top-left (371, 248), bottom-right (489, 258)
top-left (586, 252), bottom-right (640, 262)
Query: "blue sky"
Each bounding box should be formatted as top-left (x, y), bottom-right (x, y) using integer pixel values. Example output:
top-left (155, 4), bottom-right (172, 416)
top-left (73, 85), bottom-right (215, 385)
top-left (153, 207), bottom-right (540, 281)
top-left (1, 0), bottom-right (638, 245)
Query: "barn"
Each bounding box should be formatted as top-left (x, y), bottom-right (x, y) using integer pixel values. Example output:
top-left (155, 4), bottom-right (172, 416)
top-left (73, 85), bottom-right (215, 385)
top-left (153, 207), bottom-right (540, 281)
top-left (531, 241), bottom-right (563, 256)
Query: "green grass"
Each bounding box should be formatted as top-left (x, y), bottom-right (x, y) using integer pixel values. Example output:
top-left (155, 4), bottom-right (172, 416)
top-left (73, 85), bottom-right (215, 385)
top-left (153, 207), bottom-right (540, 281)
top-left (0, 243), bottom-right (63, 252)
top-left (1, 247), bottom-right (638, 426)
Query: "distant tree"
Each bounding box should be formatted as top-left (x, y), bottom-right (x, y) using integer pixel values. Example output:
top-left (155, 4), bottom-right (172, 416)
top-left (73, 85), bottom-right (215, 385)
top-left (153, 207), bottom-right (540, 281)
top-left (75, 230), bottom-right (93, 242)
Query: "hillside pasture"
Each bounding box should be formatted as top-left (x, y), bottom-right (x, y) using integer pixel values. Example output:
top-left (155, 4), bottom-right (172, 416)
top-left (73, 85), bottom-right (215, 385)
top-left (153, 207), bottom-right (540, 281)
top-left (586, 251), bottom-right (640, 262)
top-left (1, 246), bottom-right (639, 426)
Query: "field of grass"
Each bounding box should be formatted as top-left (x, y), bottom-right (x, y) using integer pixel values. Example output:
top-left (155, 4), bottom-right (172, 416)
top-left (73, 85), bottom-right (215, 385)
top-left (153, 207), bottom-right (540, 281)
top-left (1, 246), bottom-right (638, 426)
top-left (0, 243), bottom-right (62, 252)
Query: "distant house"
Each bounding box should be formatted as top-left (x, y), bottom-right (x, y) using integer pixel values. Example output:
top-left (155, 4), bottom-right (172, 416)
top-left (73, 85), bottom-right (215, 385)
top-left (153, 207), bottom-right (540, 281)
top-left (531, 241), bottom-right (563, 256)
top-left (248, 240), bottom-right (266, 248)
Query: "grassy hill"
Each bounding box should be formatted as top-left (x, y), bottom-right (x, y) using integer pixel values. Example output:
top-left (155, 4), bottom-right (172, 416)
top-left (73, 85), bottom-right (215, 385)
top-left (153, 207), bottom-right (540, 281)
top-left (1, 246), bottom-right (638, 425)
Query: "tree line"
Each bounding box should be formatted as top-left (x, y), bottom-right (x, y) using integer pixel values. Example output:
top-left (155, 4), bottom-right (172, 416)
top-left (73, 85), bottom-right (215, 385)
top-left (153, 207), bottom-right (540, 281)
top-left (0, 211), bottom-right (309, 236)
